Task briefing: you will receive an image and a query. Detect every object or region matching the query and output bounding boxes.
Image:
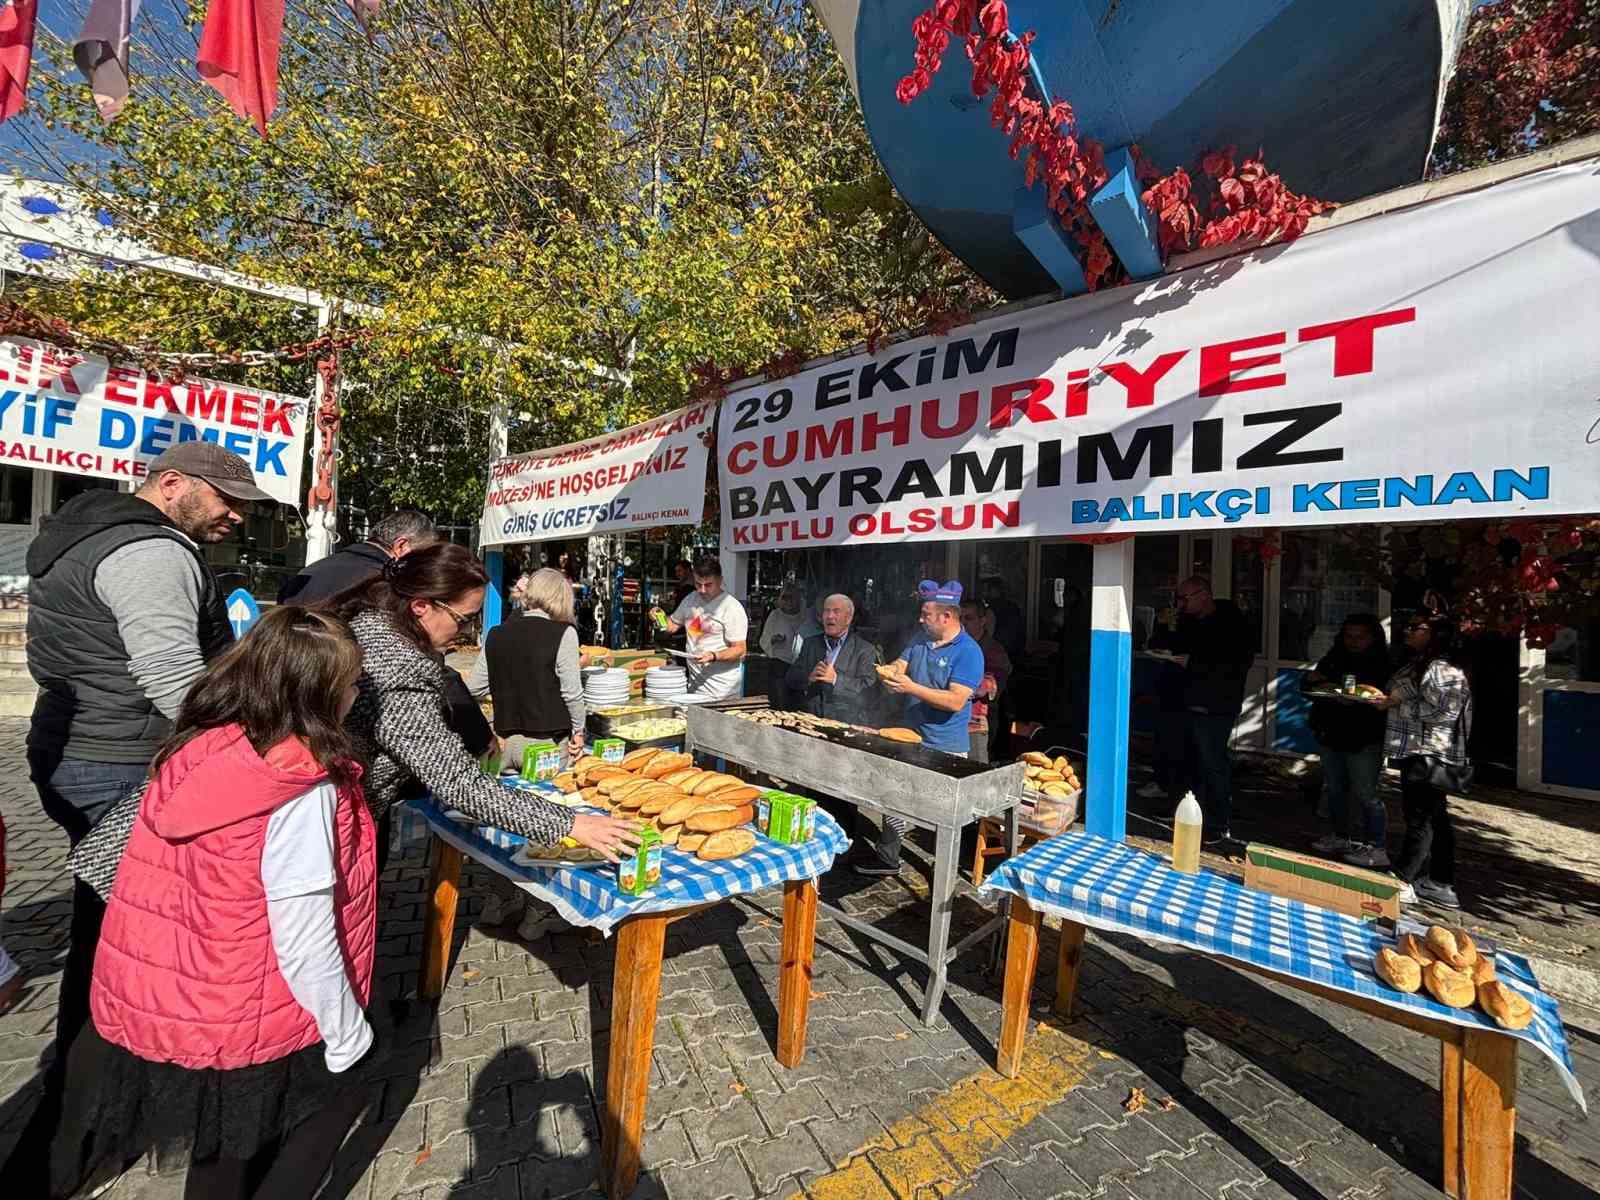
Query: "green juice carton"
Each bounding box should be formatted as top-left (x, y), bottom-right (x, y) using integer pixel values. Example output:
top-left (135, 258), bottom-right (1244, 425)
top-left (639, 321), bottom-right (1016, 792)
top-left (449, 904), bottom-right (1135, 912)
top-left (618, 825), bottom-right (663, 895)
top-left (759, 791), bottom-right (815, 845)
top-left (519, 739), bottom-right (562, 782)
top-left (594, 737), bottom-right (626, 765)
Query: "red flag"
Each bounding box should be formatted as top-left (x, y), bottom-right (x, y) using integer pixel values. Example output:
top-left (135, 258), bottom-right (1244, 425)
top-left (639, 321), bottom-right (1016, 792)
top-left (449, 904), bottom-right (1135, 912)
top-left (197, 0), bottom-right (285, 138)
top-left (0, 0), bottom-right (38, 124)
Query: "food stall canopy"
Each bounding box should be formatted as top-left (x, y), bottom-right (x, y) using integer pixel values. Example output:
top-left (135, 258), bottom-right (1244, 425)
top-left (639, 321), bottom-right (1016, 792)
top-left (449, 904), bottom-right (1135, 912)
top-left (717, 158), bottom-right (1600, 551)
top-left (0, 335), bottom-right (310, 505)
top-left (480, 399), bottom-right (715, 548)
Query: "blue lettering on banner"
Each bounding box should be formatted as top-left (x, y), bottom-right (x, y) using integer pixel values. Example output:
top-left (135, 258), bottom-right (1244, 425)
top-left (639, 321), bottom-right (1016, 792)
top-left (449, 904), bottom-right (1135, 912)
top-left (99, 409), bottom-right (135, 448)
top-left (500, 498), bottom-right (635, 538)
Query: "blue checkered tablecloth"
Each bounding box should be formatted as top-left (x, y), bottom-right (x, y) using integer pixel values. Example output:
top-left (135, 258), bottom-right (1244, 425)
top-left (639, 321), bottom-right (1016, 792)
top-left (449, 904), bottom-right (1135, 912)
top-left (402, 793), bottom-right (848, 936)
top-left (980, 831), bottom-right (1585, 1110)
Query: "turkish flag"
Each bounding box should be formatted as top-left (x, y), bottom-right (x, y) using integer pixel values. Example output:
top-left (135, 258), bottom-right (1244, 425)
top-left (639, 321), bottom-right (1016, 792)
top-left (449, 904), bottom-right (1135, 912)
top-left (197, 0), bottom-right (285, 138)
top-left (0, 0), bottom-right (38, 124)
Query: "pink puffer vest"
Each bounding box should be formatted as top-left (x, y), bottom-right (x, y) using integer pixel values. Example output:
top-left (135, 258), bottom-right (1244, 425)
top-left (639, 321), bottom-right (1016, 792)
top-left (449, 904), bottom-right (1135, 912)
top-left (92, 725), bottom-right (376, 1070)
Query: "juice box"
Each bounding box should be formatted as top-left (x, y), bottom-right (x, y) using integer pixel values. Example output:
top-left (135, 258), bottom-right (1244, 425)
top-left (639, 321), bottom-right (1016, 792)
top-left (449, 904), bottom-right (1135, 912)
top-left (617, 825), bottom-right (663, 895)
top-left (478, 746), bottom-right (502, 776)
top-left (519, 740), bottom-right (562, 782)
top-left (593, 737), bottom-right (626, 765)
top-left (760, 791), bottom-right (815, 845)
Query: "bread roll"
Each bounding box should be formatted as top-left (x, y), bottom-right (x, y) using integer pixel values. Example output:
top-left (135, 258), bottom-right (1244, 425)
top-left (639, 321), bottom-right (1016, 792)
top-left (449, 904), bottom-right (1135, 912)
top-left (1397, 932), bottom-right (1436, 966)
top-left (689, 772), bottom-right (741, 796)
top-left (621, 748), bottom-right (661, 770)
top-left (1471, 956), bottom-right (1496, 985)
top-left (552, 772), bottom-right (578, 794)
top-left (705, 784), bottom-right (760, 806)
top-left (1053, 756), bottom-right (1072, 773)
top-left (597, 774), bottom-right (641, 796)
top-left (639, 788), bottom-right (688, 817)
top-left (1374, 946), bottom-right (1422, 993)
top-left (643, 752), bottom-right (692, 779)
top-left (573, 754), bottom-right (600, 773)
top-left (586, 766), bottom-right (630, 785)
top-left (878, 727), bottom-right (922, 744)
top-left (697, 828), bottom-right (757, 861)
top-left (1034, 769), bottom-right (1064, 783)
top-left (1021, 751), bottom-right (1052, 767)
top-left (663, 768), bottom-right (704, 789)
top-left (1425, 926), bottom-right (1478, 970)
top-left (685, 804), bottom-right (755, 833)
top-left (1422, 961), bottom-right (1475, 1008)
top-left (659, 795), bottom-right (712, 827)
top-left (657, 822), bottom-right (682, 847)
top-left (677, 832), bottom-right (709, 853)
top-left (1477, 980), bottom-right (1534, 1030)
top-left (578, 786), bottom-right (608, 809)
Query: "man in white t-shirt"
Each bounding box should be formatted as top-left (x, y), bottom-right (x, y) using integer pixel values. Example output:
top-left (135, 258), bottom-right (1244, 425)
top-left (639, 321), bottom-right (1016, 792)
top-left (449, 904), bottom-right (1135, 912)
top-left (759, 583), bottom-right (807, 709)
top-left (653, 557), bottom-right (749, 700)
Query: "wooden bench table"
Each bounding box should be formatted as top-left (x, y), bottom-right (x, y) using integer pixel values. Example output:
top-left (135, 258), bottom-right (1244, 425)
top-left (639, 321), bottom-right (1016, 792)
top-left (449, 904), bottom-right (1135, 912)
top-left (407, 798), bottom-right (846, 1200)
top-left (980, 833), bottom-right (1585, 1200)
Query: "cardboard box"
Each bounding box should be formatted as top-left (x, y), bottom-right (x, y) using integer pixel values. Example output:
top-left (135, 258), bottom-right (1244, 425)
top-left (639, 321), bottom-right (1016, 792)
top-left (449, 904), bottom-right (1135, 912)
top-left (618, 825), bottom-right (663, 895)
top-left (1243, 843), bottom-right (1401, 922)
top-left (757, 791), bottom-right (815, 845)
top-left (593, 737), bottom-right (626, 764)
top-left (518, 740), bottom-right (563, 782)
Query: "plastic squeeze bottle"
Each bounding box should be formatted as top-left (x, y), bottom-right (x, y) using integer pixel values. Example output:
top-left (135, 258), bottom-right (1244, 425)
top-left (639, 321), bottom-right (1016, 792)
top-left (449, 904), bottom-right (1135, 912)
top-left (1171, 791), bottom-right (1203, 874)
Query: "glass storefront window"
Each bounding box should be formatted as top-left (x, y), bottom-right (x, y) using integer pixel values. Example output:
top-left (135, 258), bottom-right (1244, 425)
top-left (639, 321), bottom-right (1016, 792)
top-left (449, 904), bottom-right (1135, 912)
top-left (1132, 534), bottom-right (1179, 650)
top-left (1277, 531), bottom-right (1382, 663)
top-left (0, 466), bottom-right (32, 525)
top-left (1546, 621), bottom-right (1600, 683)
top-left (1231, 538), bottom-right (1266, 656)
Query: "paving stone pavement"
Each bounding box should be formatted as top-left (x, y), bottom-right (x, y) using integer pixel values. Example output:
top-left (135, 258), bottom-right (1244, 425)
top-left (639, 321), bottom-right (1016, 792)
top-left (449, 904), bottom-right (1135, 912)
top-left (0, 717), bottom-right (1595, 1200)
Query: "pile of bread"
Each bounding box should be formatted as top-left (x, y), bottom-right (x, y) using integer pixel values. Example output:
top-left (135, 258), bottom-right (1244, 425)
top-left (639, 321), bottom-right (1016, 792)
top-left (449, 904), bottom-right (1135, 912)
top-left (1020, 751), bottom-right (1081, 798)
top-left (553, 748), bottom-right (760, 861)
top-left (1373, 925), bottom-right (1534, 1029)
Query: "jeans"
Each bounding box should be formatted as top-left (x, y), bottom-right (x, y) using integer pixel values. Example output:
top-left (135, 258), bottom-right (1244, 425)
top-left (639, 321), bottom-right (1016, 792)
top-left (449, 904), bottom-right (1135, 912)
top-left (1185, 711), bottom-right (1237, 833)
top-left (1, 756), bottom-right (150, 1193)
top-left (1321, 743), bottom-right (1386, 845)
top-left (1395, 774), bottom-right (1456, 886)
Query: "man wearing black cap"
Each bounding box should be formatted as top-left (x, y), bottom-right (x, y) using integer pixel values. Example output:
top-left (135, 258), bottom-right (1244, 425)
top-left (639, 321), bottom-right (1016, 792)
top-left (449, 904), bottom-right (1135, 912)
top-left (5, 442), bottom-right (269, 1186)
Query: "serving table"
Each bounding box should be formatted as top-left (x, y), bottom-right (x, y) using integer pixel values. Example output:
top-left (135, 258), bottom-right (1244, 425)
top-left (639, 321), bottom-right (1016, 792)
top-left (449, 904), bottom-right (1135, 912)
top-left (981, 832), bottom-right (1585, 1200)
top-left (686, 700), bottom-right (1026, 1024)
top-left (405, 795), bottom-right (848, 1199)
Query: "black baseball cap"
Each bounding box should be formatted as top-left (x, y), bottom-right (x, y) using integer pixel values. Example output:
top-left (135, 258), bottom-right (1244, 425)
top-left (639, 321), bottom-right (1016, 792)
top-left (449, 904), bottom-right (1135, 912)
top-left (145, 442), bottom-right (277, 504)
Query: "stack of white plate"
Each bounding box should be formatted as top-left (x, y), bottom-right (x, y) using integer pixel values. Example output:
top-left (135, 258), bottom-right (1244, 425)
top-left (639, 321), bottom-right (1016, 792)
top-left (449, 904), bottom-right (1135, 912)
top-left (644, 665), bottom-right (688, 702)
top-left (583, 667), bottom-right (632, 706)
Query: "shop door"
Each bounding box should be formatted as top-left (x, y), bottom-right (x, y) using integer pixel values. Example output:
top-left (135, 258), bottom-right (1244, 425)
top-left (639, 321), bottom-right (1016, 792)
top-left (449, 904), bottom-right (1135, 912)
top-left (1520, 623), bottom-right (1600, 801)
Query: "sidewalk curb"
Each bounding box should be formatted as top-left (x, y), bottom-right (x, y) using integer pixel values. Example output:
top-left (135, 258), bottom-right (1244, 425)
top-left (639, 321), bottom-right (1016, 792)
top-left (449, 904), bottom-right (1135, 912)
top-left (1526, 954), bottom-right (1600, 1012)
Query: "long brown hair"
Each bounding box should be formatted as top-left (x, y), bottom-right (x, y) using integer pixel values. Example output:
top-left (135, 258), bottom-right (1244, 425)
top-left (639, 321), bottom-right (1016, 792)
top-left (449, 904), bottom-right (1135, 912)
top-left (331, 541), bottom-right (489, 651)
top-left (152, 607), bottom-right (364, 787)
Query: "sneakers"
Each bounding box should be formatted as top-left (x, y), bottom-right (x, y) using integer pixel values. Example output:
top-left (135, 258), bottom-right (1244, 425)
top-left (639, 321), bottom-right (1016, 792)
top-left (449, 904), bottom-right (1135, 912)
top-left (846, 844), bottom-right (902, 877)
top-left (1311, 833), bottom-right (1350, 855)
top-left (1396, 881), bottom-right (1418, 905)
top-left (1136, 782), bottom-right (1167, 800)
top-left (517, 905), bottom-right (564, 941)
top-left (1415, 878), bottom-right (1462, 909)
top-left (1344, 843), bottom-right (1392, 869)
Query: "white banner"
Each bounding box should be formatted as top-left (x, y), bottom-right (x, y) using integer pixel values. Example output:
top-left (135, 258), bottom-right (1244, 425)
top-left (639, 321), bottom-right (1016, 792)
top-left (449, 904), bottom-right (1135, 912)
top-left (719, 160), bottom-right (1600, 549)
top-left (480, 400), bottom-right (716, 547)
top-left (0, 337), bottom-right (310, 505)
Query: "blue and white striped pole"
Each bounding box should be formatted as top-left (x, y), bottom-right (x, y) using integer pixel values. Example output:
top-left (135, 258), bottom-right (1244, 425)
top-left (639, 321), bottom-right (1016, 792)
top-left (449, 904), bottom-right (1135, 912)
top-left (482, 549), bottom-right (505, 642)
top-left (1087, 537), bottom-right (1134, 841)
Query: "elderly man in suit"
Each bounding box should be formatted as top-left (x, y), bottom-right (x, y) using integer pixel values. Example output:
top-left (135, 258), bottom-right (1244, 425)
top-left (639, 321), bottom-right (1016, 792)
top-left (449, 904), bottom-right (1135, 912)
top-left (786, 593), bottom-right (880, 726)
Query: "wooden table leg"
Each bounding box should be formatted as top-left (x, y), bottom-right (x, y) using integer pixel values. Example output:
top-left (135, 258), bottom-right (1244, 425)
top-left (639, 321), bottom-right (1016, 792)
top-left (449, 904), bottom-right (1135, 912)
top-left (996, 897), bottom-right (1042, 1078)
top-left (1459, 1030), bottom-right (1517, 1200)
top-left (1055, 920), bottom-right (1086, 1020)
top-left (419, 839), bottom-right (464, 1003)
top-left (1441, 1037), bottom-right (1463, 1198)
top-left (777, 879), bottom-right (818, 1069)
top-left (599, 912), bottom-right (668, 1200)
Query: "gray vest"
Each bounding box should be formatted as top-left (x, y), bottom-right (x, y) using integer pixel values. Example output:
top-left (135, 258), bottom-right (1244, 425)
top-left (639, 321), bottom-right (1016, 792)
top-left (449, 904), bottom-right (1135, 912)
top-left (28, 514), bottom-right (232, 764)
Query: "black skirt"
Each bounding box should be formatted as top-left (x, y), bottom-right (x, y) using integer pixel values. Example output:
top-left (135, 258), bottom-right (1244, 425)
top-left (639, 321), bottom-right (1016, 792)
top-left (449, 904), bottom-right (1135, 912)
top-left (50, 1024), bottom-right (343, 1197)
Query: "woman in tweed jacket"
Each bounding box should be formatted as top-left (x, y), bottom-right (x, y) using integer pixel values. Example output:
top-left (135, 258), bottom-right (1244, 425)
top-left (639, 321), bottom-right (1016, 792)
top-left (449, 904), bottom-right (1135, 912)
top-left (333, 544), bottom-right (640, 861)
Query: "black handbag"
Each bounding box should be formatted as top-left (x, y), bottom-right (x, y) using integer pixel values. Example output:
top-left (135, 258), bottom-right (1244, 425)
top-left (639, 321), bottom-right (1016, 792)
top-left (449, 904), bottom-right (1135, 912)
top-left (1397, 754), bottom-right (1474, 793)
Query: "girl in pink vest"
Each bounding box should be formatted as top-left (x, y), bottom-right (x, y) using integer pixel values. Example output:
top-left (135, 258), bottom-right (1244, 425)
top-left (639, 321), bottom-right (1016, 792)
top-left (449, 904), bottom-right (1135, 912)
top-left (50, 607), bottom-right (379, 1200)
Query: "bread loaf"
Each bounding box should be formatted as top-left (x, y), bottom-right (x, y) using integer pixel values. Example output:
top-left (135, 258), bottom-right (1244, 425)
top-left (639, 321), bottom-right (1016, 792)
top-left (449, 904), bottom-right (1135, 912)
top-left (1021, 751), bottom-right (1052, 767)
top-left (579, 787), bottom-right (608, 809)
top-left (878, 727), bottom-right (922, 744)
top-left (689, 772), bottom-right (740, 796)
top-left (677, 832), bottom-right (709, 853)
top-left (552, 772), bottom-right (578, 794)
top-left (1422, 961), bottom-right (1475, 1008)
top-left (1397, 932), bottom-right (1436, 966)
top-left (1477, 980), bottom-right (1534, 1030)
top-left (697, 828), bottom-right (757, 861)
top-left (656, 822), bottom-right (681, 847)
top-left (1471, 956), bottom-right (1497, 985)
top-left (642, 752), bottom-right (692, 779)
top-left (685, 804), bottom-right (755, 833)
top-left (621, 748), bottom-right (660, 770)
top-left (639, 787), bottom-right (688, 817)
top-left (1374, 946), bottom-right (1422, 993)
top-left (663, 768), bottom-right (704, 789)
top-left (1053, 755), bottom-right (1072, 773)
top-left (705, 784), bottom-right (760, 806)
top-left (659, 795), bottom-right (712, 827)
top-left (1425, 925), bottom-right (1478, 970)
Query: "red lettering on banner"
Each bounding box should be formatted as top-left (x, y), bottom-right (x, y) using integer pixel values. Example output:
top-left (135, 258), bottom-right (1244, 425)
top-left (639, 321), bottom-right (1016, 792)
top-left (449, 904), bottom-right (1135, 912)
top-left (1297, 307), bottom-right (1416, 377)
top-left (862, 405), bottom-right (911, 452)
top-left (922, 391), bottom-right (979, 439)
top-left (988, 380), bottom-right (1052, 429)
top-left (1103, 351), bottom-right (1188, 408)
top-left (259, 398), bottom-right (295, 436)
top-left (144, 379), bottom-right (180, 413)
top-left (1198, 332), bottom-right (1287, 397)
top-left (763, 431), bottom-right (799, 469)
top-left (806, 420), bottom-right (853, 460)
top-left (186, 382), bottom-right (227, 422)
top-left (1064, 369), bottom-right (1092, 417)
top-left (231, 392), bottom-right (261, 429)
top-left (105, 367), bottom-right (141, 406)
top-left (728, 442), bottom-right (757, 474)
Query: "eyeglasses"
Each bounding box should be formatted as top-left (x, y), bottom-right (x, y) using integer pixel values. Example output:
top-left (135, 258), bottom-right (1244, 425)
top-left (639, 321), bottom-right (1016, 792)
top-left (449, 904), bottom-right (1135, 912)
top-left (433, 599), bottom-right (474, 629)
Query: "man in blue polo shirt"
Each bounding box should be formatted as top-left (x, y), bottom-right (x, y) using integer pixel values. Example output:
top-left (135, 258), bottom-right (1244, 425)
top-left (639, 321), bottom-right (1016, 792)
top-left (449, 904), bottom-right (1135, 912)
top-left (850, 579), bottom-right (985, 876)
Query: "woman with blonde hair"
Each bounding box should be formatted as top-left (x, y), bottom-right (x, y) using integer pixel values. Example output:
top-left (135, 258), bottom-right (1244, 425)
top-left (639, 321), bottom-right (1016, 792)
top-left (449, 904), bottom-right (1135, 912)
top-left (467, 567), bottom-right (589, 936)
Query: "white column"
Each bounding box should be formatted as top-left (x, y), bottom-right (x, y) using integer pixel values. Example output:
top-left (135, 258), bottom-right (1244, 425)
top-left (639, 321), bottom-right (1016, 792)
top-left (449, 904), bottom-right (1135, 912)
top-left (1086, 537), bottom-right (1135, 841)
top-left (302, 304), bottom-right (339, 566)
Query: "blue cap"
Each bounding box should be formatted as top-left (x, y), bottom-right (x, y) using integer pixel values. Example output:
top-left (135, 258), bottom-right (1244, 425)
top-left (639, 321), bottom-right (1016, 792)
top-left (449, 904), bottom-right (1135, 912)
top-left (917, 579), bottom-right (964, 605)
